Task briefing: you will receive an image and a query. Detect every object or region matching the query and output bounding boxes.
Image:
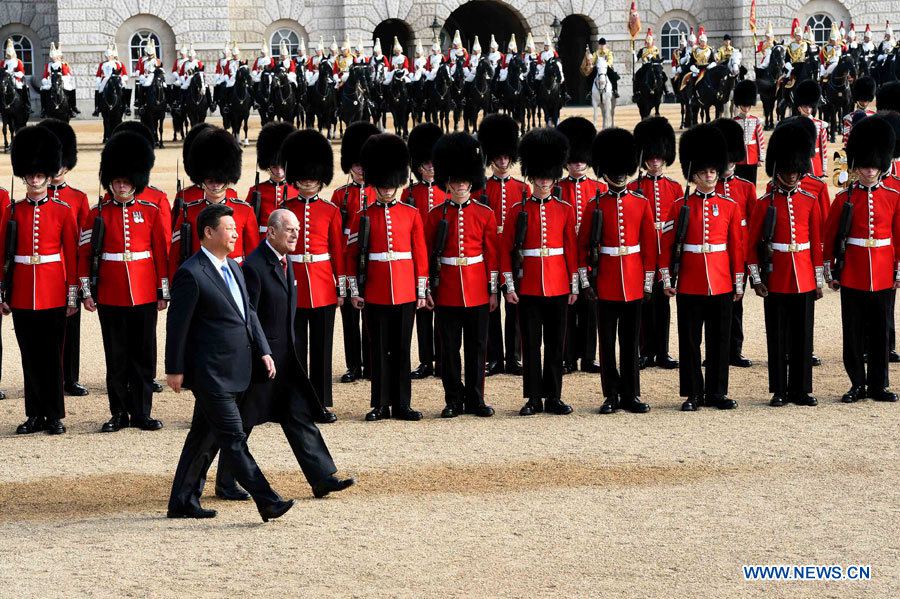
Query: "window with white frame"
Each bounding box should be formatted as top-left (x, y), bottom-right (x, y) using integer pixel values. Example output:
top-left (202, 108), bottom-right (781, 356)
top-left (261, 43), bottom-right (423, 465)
top-left (129, 30), bottom-right (162, 72)
top-left (806, 14), bottom-right (833, 45)
top-left (10, 34), bottom-right (33, 76)
top-left (660, 19), bottom-right (689, 62)
top-left (270, 28), bottom-right (301, 57)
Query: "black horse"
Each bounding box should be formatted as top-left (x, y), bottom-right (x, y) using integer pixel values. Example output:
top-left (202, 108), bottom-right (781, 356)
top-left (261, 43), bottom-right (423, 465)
top-left (99, 71), bottom-right (126, 143)
top-left (820, 55), bottom-right (856, 143)
top-left (691, 62), bottom-right (739, 125)
top-left (524, 61), bottom-right (541, 130)
top-left (496, 56), bottom-right (528, 131)
top-left (184, 70), bottom-right (210, 131)
top-left (339, 65), bottom-right (373, 135)
top-left (0, 69), bottom-right (27, 152)
top-left (226, 65), bottom-right (253, 145)
top-left (876, 49), bottom-right (900, 85)
top-left (140, 68), bottom-right (168, 148)
top-left (310, 61), bottom-right (337, 139)
top-left (777, 56), bottom-right (818, 121)
top-left (633, 61), bottom-right (666, 119)
top-left (408, 77), bottom-right (426, 126)
top-left (673, 70), bottom-right (694, 129)
top-left (463, 58), bottom-right (494, 133)
top-left (256, 69), bottom-right (277, 125)
top-left (383, 69), bottom-right (410, 137)
top-left (293, 72), bottom-right (309, 128)
top-left (430, 62), bottom-right (458, 131)
top-left (755, 44), bottom-right (785, 130)
top-left (537, 58), bottom-right (564, 126)
top-left (42, 70), bottom-right (70, 122)
top-left (167, 84), bottom-right (187, 141)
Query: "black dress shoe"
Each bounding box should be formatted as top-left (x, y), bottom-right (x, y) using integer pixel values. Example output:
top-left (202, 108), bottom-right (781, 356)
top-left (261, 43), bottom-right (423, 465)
top-left (891, 351), bottom-right (900, 364)
top-left (340, 369), bottom-right (361, 383)
top-left (506, 361), bottom-right (523, 375)
top-left (811, 354), bottom-right (822, 367)
top-left (133, 418), bottom-right (164, 431)
top-left (519, 399), bottom-right (543, 416)
top-left (152, 381), bottom-right (164, 393)
top-left (656, 355), bottom-right (679, 369)
top-left (869, 388), bottom-right (899, 402)
top-left (409, 363), bottom-right (434, 379)
top-left (393, 408), bottom-right (423, 421)
top-left (441, 404), bottom-right (462, 418)
top-left (638, 355), bottom-right (654, 370)
top-left (259, 499), bottom-right (295, 522)
top-left (581, 361), bottom-right (602, 373)
top-left (64, 382), bottom-right (89, 396)
top-left (621, 397), bottom-right (650, 413)
top-left (769, 394), bottom-right (786, 407)
top-left (599, 397), bottom-right (618, 414)
top-left (466, 404), bottom-right (495, 417)
top-left (167, 505), bottom-right (217, 519)
top-left (312, 476), bottom-right (356, 498)
top-left (0, 389), bottom-right (5, 400)
top-left (365, 406), bottom-right (391, 421)
top-left (315, 409), bottom-right (338, 423)
top-left (708, 396), bottom-right (737, 409)
top-left (681, 398), bottom-right (699, 411)
top-left (545, 398), bottom-right (573, 415)
top-left (562, 361), bottom-right (577, 375)
top-left (485, 361), bottom-right (504, 376)
top-left (790, 394), bottom-right (818, 406)
top-left (46, 418), bottom-right (66, 434)
top-left (841, 386), bottom-right (865, 403)
top-left (730, 356), bottom-right (752, 368)
top-left (101, 412), bottom-right (130, 433)
top-left (215, 486), bottom-right (251, 501)
top-left (16, 416), bottom-right (45, 434)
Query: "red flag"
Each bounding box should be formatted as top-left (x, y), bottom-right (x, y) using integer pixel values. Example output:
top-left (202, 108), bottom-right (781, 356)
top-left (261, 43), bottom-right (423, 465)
top-left (628, 1), bottom-right (642, 39)
top-left (749, 0), bottom-right (757, 34)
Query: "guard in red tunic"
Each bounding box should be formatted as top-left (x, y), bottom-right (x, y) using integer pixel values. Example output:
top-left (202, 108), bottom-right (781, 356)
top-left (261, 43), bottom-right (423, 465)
top-left (659, 124), bottom-right (744, 411)
top-left (0, 126), bottom-right (78, 435)
top-left (427, 132), bottom-right (498, 418)
top-left (732, 79), bottom-right (766, 184)
top-left (331, 121), bottom-right (379, 383)
top-left (747, 121), bottom-right (824, 407)
top-left (824, 115), bottom-right (900, 403)
top-left (477, 114), bottom-right (529, 375)
top-left (841, 77), bottom-right (876, 146)
top-left (403, 122), bottom-right (446, 380)
top-left (712, 117), bottom-right (755, 368)
top-left (346, 134), bottom-right (429, 421)
top-left (557, 116), bottom-right (606, 374)
top-left (501, 128), bottom-right (579, 416)
top-left (578, 128), bottom-right (656, 414)
top-left (38, 118), bottom-right (91, 397)
top-left (172, 123), bottom-right (214, 209)
top-left (246, 122), bottom-right (298, 237)
top-left (80, 132), bottom-right (170, 432)
top-left (111, 121), bottom-right (172, 236)
top-left (630, 116), bottom-right (681, 370)
top-left (281, 129), bottom-right (344, 423)
top-left (169, 127), bottom-right (258, 278)
top-left (793, 80), bottom-right (829, 177)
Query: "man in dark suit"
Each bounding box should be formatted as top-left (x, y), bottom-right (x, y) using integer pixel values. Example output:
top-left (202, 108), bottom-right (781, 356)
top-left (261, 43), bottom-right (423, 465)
top-left (165, 202), bottom-right (294, 521)
top-left (215, 208), bottom-right (354, 500)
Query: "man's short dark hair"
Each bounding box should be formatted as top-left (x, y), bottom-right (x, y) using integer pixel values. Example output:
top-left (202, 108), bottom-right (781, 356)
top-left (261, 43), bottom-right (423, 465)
top-left (197, 203), bottom-right (234, 241)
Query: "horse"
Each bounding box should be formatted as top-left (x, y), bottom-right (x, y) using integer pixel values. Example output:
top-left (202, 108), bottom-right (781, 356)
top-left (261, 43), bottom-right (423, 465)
top-left (99, 71), bottom-right (126, 143)
top-left (430, 62), bottom-right (458, 132)
top-left (184, 70), bottom-right (210, 130)
top-left (383, 69), bottom-right (410, 137)
top-left (776, 55), bottom-right (818, 121)
top-left (338, 65), bottom-right (373, 135)
top-left (524, 61), bottom-right (541, 130)
top-left (270, 69), bottom-right (297, 124)
top-left (820, 55), bottom-right (856, 143)
top-left (673, 68), bottom-right (694, 128)
top-left (463, 58), bottom-right (494, 133)
top-left (226, 65), bottom-right (253, 145)
top-left (496, 56), bottom-right (527, 131)
top-left (0, 69), bottom-right (27, 152)
top-left (876, 50), bottom-right (900, 85)
top-left (755, 44), bottom-right (785, 130)
top-left (167, 84), bottom-right (187, 141)
top-left (140, 68), bottom-right (168, 148)
top-left (633, 60), bottom-right (666, 119)
top-left (691, 49), bottom-right (742, 125)
top-left (537, 57), bottom-right (564, 126)
top-left (256, 69), bottom-right (276, 125)
top-left (310, 61), bottom-right (337, 139)
top-left (408, 77), bottom-right (426, 126)
top-left (590, 56), bottom-right (615, 130)
top-left (293, 72), bottom-right (309, 128)
top-left (43, 70), bottom-right (70, 123)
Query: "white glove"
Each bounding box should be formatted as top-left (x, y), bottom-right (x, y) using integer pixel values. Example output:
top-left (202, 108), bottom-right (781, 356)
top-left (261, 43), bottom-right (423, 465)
top-left (690, 65), bottom-right (699, 74)
top-left (707, 61), bottom-right (717, 70)
top-left (838, 171), bottom-right (849, 185)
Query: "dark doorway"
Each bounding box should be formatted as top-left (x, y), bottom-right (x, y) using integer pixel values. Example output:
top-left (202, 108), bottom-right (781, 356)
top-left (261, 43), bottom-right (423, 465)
top-left (374, 19), bottom-right (414, 56)
top-left (440, 0), bottom-right (528, 53)
top-left (558, 15), bottom-right (594, 106)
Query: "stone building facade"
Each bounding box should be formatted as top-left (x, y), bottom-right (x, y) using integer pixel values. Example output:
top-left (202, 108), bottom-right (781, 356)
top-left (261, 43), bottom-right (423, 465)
top-left (1, 0), bottom-right (896, 113)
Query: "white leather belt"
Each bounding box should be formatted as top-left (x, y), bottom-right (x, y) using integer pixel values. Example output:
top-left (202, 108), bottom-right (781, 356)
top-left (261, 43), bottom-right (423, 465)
top-left (289, 252), bottom-right (331, 264)
top-left (599, 244), bottom-right (641, 256)
top-left (14, 253), bottom-right (61, 265)
top-left (369, 251), bottom-right (412, 262)
top-left (771, 242), bottom-right (810, 253)
top-left (101, 251), bottom-right (151, 262)
top-left (520, 247), bottom-right (564, 257)
top-left (847, 237), bottom-right (891, 248)
top-left (439, 254), bottom-right (484, 266)
top-left (683, 243), bottom-right (727, 254)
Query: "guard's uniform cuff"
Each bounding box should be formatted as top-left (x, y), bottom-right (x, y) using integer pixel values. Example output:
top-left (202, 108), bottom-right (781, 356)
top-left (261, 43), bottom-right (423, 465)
top-left (417, 277), bottom-right (427, 299)
top-left (79, 276), bottom-right (92, 298)
top-left (570, 273), bottom-right (579, 295)
top-left (643, 271), bottom-right (654, 294)
top-left (338, 275), bottom-right (347, 297)
top-left (489, 271), bottom-right (499, 294)
top-left (67, 285), bottom-right (78, 308)
top-left (660, 267), bottom-right (672, 290)
top-left (159, 278), bottom-right (171, 301)
top-left (348, 276), bottom-right (360, 298)
top-left (823, 261), bottom-right (834, 283)
top-left (578, 267), bottom-right (590, 289)
top-left (815, 266), bottom-right (825, 289)
top-left (748, 264), bottom-right (762, 286)
top-left (502, 272), bottom-right (515, 294)
top-left (735, 272), bottom-right (745, 295)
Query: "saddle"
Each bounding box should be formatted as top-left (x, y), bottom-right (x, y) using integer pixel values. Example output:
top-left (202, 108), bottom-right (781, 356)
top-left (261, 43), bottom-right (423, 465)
top-left (679, 72), bottom-right (695, 91)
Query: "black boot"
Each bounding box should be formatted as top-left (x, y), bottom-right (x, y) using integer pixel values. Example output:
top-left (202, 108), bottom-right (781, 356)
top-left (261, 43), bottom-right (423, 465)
top-left (620, 397), bottom-right (650, 413)
top-left (841, 385), bottom-right (865, 403)
top-left (67, 89), bottom-right (80, 115)
top-left (40, 89), bottom-right (48, 117)
top-left (123, 88), bottom-right (132, 116)
top-left (93, 90), bottom-right (101, 116)
top-left (599, 396), bottom-right (618, 414)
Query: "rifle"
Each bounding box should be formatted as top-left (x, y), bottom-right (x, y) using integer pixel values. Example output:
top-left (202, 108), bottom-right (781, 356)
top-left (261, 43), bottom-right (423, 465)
top-left (832, 182), bottom-right (854, 283)
top-left (179, 191), bottom-right (192, 266)
top-left (405, 175), bottom-right (415, 206)
top-left (428, 201), bottom-right (450, 294)
top-left (511, 190), bottom-right (529, 289)
top-left (89, 199), bottom-right (105, 299)
top-left (587, 189), bottom-right (603, 291)
top-left (669, 182), bottom-right (691, 288)
top-left (340, 179), bottom-right (351, 228)
top-left (251, 171), bottom-right (262, 220)
top-left (172, 159), bottom-right (183, 233)
top-left (2, 176), bottom-right (17, 304)
top-left (357, 189), bottom-right (371, 296)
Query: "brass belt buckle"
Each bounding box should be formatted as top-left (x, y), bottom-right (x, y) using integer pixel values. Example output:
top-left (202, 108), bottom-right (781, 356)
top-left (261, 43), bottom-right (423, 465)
top-left (618, 246), bottom-right (627, 256)
top-left (497, 226), bottom-right (503, 234)
top-left (387, 250), bottom-right (396, 260)
top-left (701, 243), bottom-right (711, 253)
top-left (303, 253), bottom-right (313, 263)
top-left (540, 247), bottom-right (549, 257)
top-left (865, 238), bottom-right (876, 248)
top-left (788, 243), bottom-right (798, 253)
top-left (30, 253), bottom-right (40, 265)
top-left (123, 251), bottom-right (133, 261)
top-left (456, 257), bottom-right (468, 266)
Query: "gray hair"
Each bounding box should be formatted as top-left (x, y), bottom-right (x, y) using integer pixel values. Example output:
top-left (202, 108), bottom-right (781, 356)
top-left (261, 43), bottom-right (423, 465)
top-left (268, 208), bottom-right (298, 231)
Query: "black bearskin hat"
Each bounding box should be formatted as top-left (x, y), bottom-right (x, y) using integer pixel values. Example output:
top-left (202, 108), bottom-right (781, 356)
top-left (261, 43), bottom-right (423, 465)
top-left (37, 118), bottom-right (77, 171)
top-left (852, 76), bottom-right (876, 104)
top-left (793, 79), bottom-right (820, 109)
top-left (733, 79), bottom-right (757, 107)
top-left (182, 122), bottom-right (214, 182)
top-left (779, 116), bottom-right (817, 158)
top-left (877, 81), bottom-right (900, 112)
top-left (765, 122), bottom-right (811, 177)
top-left (679, 124), bottom-right (728, 180)
top-left (879, 111), bottom-right (900, 159)
top-left (257, 121), bottom-right (296, 170)
top-left (341, 121), bottom-right (380, 174)
top-left (633, 116), bottom-right (676, 166)
top-left (477, 113), bottom-right (520, 163)
top-left (10, 125), bottom-right (62, 178)
top-left (519, 127), bottom-right (569, 181)
top-left (360, 134), bottom-right (409, 188)
top-left (112, 120), bottom-right (155, 146)
top-left (281, 129), bottom-right (334, 185)
top-left (591, 128), bottom-right (638, 180)
top-left (189, 127), bottom-right (242, 185)
top-left (846, 114), bottom-right (896, 173)
top-left (100, 132), bottom-right (155, 194)
top-left (711, 118), bottom-right (747, 164)
top-left (556, 116), bottom-right (596, 164)
top-left (408, 122), bottom-right (444, 181)
top-left (433, 132), bottom-right (486, 191)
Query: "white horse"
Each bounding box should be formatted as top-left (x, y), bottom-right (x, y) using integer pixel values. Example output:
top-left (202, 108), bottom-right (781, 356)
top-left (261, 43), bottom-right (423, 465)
top-left (591, 56), bottom-right (615, 129)
top-left (721, 48), bottom-right (743, 119)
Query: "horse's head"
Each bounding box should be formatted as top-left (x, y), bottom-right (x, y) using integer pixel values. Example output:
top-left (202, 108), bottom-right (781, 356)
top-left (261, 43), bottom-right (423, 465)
top-left (728, 49), bottom-right (743, 76)
top-left (595, 56), bottom-right (608, 73)
top-left (477, 58), bottom-right (494, 80)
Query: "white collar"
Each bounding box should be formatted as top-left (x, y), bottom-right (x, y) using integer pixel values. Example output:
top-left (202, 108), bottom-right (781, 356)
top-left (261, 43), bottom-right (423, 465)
top-left (201, 246), bottom-right (229, 271)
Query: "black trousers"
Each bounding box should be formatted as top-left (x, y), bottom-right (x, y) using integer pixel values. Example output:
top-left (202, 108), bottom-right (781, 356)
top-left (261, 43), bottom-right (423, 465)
top-left (597, 299), bottom-right (642, 400)
top-left (295, 305), bottom-right (336, 407)
top-left (640, 280), bottom-right (673, 360)
top-left (414, 306), bottom-right (440, 367)
top-left (733, 164), bottom-right (758, 185)
top-left (366, 302), bottom-right (415, 409)
top-left (436, 304), bottom-right (489, 408)
top-left (518, 295), bottom-right (568, 401)
top-left (763, 292), bottom-right (815, 395)
top-left (890, 289), bottom-right (897, 353)
top-left (63, 305), bottom-right (81, 386)
top-left (676, 293), bottom-right (733, 399)
top-left (340, 301), bottom-right (370, 374)
top-left (566, 294), bottom-right (598, 365)
top-left (730, 296), bottom-right (745, 359)
top-left (841, 287), bottom-right (892, 389)
top-left (168, 389), bottom-right (282, 511)
top-left (488, 297), bottom-right (521, 365)
top-left (12, 308), bottom-right (66, 419)
top-left (97, 303), bottom-right (157, 419)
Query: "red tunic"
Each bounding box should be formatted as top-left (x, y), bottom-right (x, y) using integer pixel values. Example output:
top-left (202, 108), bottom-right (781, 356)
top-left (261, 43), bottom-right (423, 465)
top-left (806, 115), bottom-right (828, 177)
top-left (101, 185), bottom-right (171, 244)
top-left (42, 62), bottom-right (73, 78)
top-left (841, 108), bottom-right (875, 146)
top-left (77, 199), bottom-right (169, 306)
top-left (716, 174), bottom-right (755, 260)
top-left (734, 113), bottom-right (766, 166)
top-left (477, 176), bottom-right (531, 236)
top-left (559, 175), bottom-right (607, 236)
top-left (244, 180), bottom-right (297, 237)
top-left (628, 174), bottom-right (684, 264)
top-left (282, 196), bottom-right (346, 309)
top-left (764, 175), bottom-right (832, 238)
top-left (424, 200), bottom-right (499, 308)
top-left (49, 183), bottom-right (90, 231)
top-left (330, 182), bottom-right (377, 236)
top-left (401, 181), bottom-right (447, 222)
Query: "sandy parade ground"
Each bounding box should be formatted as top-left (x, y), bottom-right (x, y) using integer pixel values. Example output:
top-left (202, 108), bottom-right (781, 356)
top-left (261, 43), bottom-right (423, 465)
top-left (0, 104), bottom-right (897, 598)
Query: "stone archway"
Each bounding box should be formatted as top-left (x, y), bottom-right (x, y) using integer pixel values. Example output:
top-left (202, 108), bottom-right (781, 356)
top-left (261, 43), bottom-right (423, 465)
top-left (440, 1), bottom-right (528, 53)
top-left (373, 19), bottom-right (415, 57)
top-left (558, 14), bottom-right (597, 106)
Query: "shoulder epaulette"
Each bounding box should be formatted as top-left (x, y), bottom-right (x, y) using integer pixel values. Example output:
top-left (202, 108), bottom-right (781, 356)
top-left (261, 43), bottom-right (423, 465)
top-left (473, 198), bottom-right (491, 209)
top-left (51, 198), bottom-right (70, 208)
top-left (882, 184), bottom-right (900, 195)
top-left (319, 198), bottom-right (339, 209)
top-left (631, 190), bottom-right (648, 200)
top-left (427, 202), bottom-right (448, 214)
top-left (795, 189), bottom-right (817, 200)
top-left (185, 199), bottom-right (204, 207)
top-left (147, 184), bottom-right (163, 192)
top-left (230, 198), bottom-right (252, 207)
top-left (553, 197), bottom-right (572, 207)
top-left (137, 200), bottom-right (159, 209)
top-left (717, 194), bottom-right (736, 204)
top-left (733, 175), bottom-right (753, 185)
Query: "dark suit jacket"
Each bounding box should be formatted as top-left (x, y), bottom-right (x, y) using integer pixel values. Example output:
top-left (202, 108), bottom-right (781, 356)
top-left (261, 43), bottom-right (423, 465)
top-left (241, 241), bottom-right (321, 425)
top-left (165, 249), bottom-right (271, 393)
